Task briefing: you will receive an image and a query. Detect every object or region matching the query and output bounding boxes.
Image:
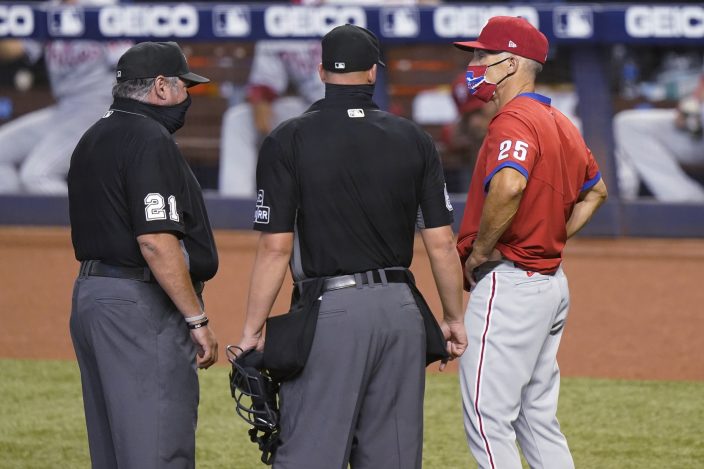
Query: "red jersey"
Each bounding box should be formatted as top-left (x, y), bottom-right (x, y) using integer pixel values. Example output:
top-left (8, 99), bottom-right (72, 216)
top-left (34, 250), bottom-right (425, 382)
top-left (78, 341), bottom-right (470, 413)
top-left (457, 93), bottom-right (601, 275)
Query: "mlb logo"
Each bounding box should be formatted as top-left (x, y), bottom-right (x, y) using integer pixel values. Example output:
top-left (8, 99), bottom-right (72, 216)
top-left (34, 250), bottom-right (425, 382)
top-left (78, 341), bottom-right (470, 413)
top-left (335, 62), bottom-right (346, 70)
top-left (213, 6), bottom-right (251, 37)
top-left (347, 109), bottom-right (365, 118)
top-left (553, 7), bottom-right (593, 39)
top-left (380, 7), bottom-right (419, 38)
top-left (47, 6), bottom-right (84, 37)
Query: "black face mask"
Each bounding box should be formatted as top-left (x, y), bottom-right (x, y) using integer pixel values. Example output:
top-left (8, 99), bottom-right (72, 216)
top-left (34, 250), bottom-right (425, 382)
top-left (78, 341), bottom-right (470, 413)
top-left (153, 94), bottom-right (191, 134)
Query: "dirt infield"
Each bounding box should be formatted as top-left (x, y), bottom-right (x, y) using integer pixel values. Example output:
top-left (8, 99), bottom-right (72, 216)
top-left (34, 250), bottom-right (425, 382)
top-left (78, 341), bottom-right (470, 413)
top-left (1, 227), bottom-right (702, 381)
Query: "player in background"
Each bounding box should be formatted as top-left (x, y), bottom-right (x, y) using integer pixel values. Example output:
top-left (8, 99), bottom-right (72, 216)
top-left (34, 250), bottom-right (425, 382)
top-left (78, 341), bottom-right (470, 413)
top-left (218, 39), bottom-right (324, 198)
top-left (454, 17), bottom-right (608, 469)
top-left (0, 0), bottom-right (131, 194)
top-left (614, 72), bottom-right (704, 202)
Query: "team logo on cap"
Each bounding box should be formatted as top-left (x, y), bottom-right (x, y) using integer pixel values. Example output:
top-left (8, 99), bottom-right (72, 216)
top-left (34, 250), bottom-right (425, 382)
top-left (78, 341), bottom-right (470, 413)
top-left (334, 62), bottom-right (346, 70)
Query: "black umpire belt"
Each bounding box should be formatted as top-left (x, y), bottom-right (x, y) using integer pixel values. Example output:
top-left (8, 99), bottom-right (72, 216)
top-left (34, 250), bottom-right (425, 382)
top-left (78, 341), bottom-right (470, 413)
top-left (79, 260), bottom-right (204, 294)
top-left (321, 268), bottom-right (409, 292)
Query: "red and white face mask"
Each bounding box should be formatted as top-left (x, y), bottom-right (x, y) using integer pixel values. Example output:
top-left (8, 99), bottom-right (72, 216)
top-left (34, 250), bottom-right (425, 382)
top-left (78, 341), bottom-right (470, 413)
top-left (465, 57), bottom-right (511, 102)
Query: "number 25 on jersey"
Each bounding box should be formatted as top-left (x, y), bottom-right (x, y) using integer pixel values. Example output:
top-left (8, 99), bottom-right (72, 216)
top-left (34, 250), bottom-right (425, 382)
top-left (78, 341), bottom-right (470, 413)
top-left (498, 140), bottom-right (529, 161)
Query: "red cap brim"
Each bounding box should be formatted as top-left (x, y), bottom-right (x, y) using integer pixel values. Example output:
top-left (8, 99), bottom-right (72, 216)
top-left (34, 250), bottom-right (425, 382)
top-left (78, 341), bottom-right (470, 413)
top-left (453, 41), bottom-right (490, 52)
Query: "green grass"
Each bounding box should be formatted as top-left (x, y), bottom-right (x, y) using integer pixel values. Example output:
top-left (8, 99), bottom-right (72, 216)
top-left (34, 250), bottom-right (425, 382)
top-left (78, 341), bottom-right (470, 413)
top-left (1, 359), bottom-right (702, 468)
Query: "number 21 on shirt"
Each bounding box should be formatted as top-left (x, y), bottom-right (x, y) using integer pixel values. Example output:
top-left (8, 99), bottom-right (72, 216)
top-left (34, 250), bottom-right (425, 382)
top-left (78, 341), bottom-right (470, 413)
top-left (498, 139), bottom-right (528, 161)
top-left (144, 193), bottom-right (180, 222)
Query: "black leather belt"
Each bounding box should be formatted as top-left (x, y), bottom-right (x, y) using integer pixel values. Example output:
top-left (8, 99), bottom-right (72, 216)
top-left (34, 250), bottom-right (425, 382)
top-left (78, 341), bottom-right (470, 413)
top-left (322, 269), bottom-right (409, 292)
top-left (79, 260), bottom-right (204, 293)
top-left (80, 260), bottom-right (155, 282)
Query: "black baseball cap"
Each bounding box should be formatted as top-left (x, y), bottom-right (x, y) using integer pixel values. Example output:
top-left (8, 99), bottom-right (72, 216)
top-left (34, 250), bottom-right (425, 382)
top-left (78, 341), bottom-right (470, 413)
top-left (116, 41), bottom-right (209, 87)
top-left (322, 24), bottom-right (385, 73)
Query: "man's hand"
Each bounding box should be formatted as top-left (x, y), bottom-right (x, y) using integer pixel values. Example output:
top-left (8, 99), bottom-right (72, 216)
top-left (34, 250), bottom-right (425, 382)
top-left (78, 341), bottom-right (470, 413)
top-left (190, 326), bottom-right (218, 369)
top-left (439, 320), bottom-right (468, 371)
top-left (237, 330), bottom-right (265, 353)
top-left (464, 248), bottom-right (502, 290)
top-left (464, 251), bottom-right (488, 291)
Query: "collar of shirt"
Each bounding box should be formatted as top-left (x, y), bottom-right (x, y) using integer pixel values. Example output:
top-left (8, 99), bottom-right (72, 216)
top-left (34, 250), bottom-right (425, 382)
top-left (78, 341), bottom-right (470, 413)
top-left (515, 92), bottom-right (552, 105)
top-left (311, 83), bottom-right (379, 110)
top-left (110, 97), bottom-right (180, 131)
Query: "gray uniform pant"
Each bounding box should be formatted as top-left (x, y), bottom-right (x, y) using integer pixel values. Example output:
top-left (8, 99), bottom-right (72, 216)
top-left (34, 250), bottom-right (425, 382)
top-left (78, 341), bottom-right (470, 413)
top-left (69, 275), bottom-right (199, 469)
top-left (459, 261), bottom-right (574, 469)
top-left (273, 281), bottom-right (426, 469)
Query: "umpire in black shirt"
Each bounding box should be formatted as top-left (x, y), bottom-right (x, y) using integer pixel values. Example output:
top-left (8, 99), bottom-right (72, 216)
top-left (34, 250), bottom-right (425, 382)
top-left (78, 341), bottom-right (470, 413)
top-left (236, 25), bottom-right (467, 468)
top-left (68, 42), bottom-right (218, 469)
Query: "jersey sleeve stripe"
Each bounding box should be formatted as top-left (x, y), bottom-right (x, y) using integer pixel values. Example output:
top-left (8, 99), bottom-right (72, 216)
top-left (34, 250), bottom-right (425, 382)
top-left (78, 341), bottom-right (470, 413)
top-left (483, 162), bottom-right (529, 193)
top-left (581, 171), bottom-right (601, 192)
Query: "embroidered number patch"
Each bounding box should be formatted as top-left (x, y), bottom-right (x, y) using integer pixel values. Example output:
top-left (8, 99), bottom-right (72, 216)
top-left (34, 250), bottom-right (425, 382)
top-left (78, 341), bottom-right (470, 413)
top-left (497, 139), bottom-right (529, 161)
top-left (144, 193), bottom-right (179, 222)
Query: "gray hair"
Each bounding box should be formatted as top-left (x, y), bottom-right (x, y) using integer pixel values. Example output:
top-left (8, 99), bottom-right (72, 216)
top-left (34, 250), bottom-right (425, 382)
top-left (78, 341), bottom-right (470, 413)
top-left (499, 52), bottom-right (543, 79)
top-left (523, 58), bottom-right (543, 77)
top-left (112, 76), bottom-right (180, 102)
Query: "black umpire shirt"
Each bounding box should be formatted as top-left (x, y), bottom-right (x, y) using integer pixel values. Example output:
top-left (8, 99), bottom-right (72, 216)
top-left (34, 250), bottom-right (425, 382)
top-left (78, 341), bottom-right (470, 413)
top-left (68, 97), bottom-right (218, 281)
top-left (254, 84), bottom-right (453, 279)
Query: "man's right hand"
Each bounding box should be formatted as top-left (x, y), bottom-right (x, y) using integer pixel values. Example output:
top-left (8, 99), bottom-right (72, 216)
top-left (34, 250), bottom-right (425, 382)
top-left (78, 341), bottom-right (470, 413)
top-left (190, 326), bottom-right (218, 369)
top-left (439, 319), bottom-right (468, 371)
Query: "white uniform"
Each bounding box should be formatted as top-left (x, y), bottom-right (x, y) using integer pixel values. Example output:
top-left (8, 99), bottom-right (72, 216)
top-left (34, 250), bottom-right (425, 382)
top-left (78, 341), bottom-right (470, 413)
top-left (219, 40), bottom-right (325, 198)
top-left (0, 39), bottom-right (131, 194)
top-left (614, 107), bottom-right (704, 202)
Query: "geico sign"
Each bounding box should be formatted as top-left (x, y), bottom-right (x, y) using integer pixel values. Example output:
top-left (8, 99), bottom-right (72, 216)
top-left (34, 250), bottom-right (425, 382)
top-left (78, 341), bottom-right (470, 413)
top-left (99, 5), bottom-right (198, 37)
top-left (0, 5), bottom-right (34, 36)
top-left (433, 6), bottom-right (539, 38)
top-left (264, 6), bottom-right (366, 37)
top-left (626, 6), bottom-right (704, 38)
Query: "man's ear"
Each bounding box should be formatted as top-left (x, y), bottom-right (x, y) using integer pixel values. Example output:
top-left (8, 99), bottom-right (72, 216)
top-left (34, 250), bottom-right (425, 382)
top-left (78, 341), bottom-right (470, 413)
top-left (153, 75), bottom-right (168, 100)
top-left (318, 63), bottom-right (326, 83)
top-left (367, 64), bottom-right (377, 84)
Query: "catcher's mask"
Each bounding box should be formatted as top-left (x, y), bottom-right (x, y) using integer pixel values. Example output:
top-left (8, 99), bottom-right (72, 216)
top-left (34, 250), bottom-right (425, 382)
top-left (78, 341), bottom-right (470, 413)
top-left (227, 345), bottom-right (281, 465)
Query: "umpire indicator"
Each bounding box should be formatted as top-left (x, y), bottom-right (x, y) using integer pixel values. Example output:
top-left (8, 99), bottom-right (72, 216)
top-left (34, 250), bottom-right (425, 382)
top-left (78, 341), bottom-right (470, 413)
top-left (68, 41), bottom-right (219, 469)
top-left (235, 24), bottom-right (467, 469)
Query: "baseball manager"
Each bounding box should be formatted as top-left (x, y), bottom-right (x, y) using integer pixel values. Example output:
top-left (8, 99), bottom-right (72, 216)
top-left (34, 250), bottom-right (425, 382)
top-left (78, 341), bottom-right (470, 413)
top-left (454, 17), bottom-right (608, 469)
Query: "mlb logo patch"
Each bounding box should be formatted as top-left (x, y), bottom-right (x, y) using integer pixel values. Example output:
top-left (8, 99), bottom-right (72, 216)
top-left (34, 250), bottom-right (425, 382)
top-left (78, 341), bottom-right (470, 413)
top-left (553, 6), bottom-right (594, 39)
top-left (213, 6), bottom-right (251, 37)
top-left (347, 109), bottom-right (365, 118)
top-left (48, 6), bottom-right (84, 37)
top-left (335, 62), bottom-right (346, 70)
top-left (508, 40), bottom-right (517, 48)
top-left (380, 7), bottom-right (420, 38)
